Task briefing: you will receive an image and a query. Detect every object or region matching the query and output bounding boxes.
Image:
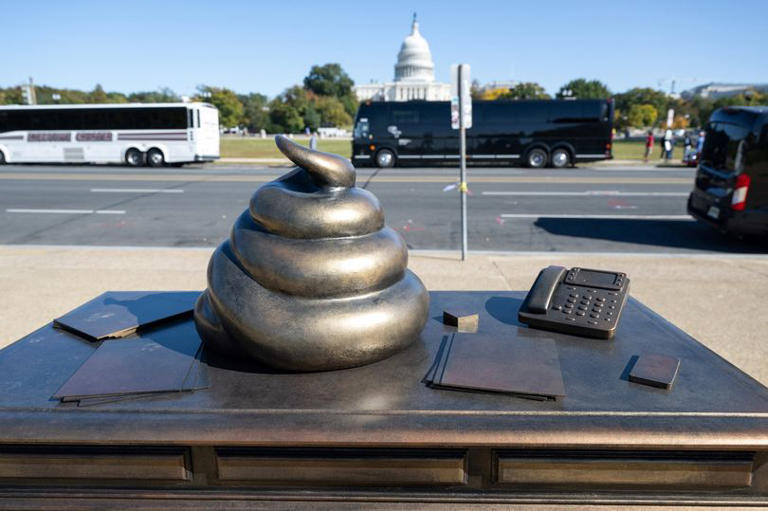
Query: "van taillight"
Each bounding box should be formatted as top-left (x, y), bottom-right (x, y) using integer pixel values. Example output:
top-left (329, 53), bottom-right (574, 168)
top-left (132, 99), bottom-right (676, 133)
top-left (731, 174), bottom-right (751, 211)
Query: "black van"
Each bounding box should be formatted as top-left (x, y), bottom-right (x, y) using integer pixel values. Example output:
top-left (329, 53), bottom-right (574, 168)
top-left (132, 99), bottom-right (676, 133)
top-left (688, 106), bottom-right (768, 237)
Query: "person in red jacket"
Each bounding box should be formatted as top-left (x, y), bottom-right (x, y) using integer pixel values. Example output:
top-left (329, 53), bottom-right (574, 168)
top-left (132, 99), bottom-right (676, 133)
top-left (644, 130), bottom-right (654, 162)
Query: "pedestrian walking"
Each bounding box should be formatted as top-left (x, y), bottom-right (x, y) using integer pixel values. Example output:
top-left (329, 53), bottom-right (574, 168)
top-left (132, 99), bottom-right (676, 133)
top-left (683, 132), bottom-right (692, 162)
top-left (661, 128), bottom-right (673, 161)
top-left (309, 131), bottom-right (318, 150)
top-left (644, 130), bottom-right (654, 162)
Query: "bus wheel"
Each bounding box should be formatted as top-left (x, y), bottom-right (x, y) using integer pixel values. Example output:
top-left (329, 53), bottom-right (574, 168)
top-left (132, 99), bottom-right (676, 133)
top-left (125, 148), bottom-right (144, 167)
top-left (551, 148), bottom-right (571, 168)
top-left (0, 150), bottom-right (5, 164)
top-left (375, 149), bottom-right (396, 168)
top-left (525, 148), bottom-right (548, 169)
top-left (147, 148), bottom-right (165, 167)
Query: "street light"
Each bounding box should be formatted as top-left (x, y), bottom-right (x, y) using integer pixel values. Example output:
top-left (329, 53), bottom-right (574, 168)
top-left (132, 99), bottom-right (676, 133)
top-left (52, 93), bottom-right (61, 104)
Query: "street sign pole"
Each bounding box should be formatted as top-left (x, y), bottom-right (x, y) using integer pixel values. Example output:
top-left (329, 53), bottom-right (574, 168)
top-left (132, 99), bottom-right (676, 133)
top-left (452, 64), bottom-right (471, 261)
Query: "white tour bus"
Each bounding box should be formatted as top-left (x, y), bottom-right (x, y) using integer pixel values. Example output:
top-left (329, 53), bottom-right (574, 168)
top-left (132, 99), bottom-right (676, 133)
top-left (0, 103), bottom-right (219, 167)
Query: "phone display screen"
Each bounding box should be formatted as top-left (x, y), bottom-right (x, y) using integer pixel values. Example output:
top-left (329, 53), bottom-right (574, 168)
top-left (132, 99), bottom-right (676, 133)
top-left (571, 269), bottom-right (618, 288)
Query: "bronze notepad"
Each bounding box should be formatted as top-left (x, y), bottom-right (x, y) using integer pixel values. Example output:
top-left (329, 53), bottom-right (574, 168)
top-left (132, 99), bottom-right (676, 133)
top-left (53, 291), bottom-right (200, 341)
top-left (426, 332), bottom-right (565, 400)
top-left (53, 320), bottom-right (208, 403)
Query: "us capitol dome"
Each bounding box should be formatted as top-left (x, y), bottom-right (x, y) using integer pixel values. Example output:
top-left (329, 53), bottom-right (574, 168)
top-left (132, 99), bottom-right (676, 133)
top-left (354, 14), bottom-right (451, 102)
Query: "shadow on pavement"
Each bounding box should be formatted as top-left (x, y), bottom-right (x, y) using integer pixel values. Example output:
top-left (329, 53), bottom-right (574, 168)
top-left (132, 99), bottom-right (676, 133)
top-left (533, 218), bottom-right (768, 253)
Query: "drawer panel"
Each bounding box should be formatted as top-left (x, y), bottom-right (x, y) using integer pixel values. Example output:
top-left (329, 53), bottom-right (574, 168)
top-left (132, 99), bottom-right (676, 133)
top-left (0, 452), bottom-right (189, 481)
top-left (217, 449), bottom-right (466, 486)
top-left (497, 456), bottom-right (753, 489)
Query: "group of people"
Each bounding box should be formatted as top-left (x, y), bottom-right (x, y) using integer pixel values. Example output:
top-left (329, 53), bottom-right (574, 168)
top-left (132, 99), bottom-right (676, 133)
top-left (644, 129), bottom-right (706, 163)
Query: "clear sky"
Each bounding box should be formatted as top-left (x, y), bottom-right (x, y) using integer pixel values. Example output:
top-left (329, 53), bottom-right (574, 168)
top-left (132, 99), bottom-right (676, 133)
top-left (3, 0), bottom-right (767, 98)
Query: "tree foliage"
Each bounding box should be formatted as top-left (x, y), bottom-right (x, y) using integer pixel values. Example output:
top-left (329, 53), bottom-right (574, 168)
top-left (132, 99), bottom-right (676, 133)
top-left (496, 82), bottom-right (551, 100)
top-left (627, 104), bottom-right (658, 128)
top-left (196, 86), bottom-right (243, 128)
top-left (127, 88), bottom-right (180, 103)
top-left (556, 78), bottom-right (611, 99)
top-left (303, 63), bottom-right (357, 116)
top-left (239, 92), bottom-right (270, 132)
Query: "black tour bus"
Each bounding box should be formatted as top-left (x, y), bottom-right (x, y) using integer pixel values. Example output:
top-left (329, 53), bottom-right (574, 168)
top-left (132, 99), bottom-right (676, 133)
top-left (351, 99), bottom-right (613, 168)
top-left (688, 106), bottom-right (768, 237)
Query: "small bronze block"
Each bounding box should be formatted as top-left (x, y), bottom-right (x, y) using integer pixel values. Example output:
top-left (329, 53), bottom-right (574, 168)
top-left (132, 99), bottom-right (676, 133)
top-left (442, 310), bottom-right (479, 332)
top-left (629, 353), bottom-right (680, 389)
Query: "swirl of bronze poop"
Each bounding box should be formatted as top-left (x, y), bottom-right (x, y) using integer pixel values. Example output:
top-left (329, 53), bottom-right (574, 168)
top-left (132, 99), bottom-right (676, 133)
top-left (194, 135), bottom-right (429, 371)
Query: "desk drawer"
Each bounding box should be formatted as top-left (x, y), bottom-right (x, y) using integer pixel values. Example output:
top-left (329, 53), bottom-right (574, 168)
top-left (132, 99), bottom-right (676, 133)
top-left (0, 450), bottom-right (189, 481)
top-left (496, 450), bottom-right (754, 489)
top-left (216, 448), bottom-right (467, 486)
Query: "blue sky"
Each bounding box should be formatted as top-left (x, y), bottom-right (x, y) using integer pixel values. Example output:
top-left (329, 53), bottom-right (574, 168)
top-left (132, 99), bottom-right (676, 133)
top-left (3, 0), bottom-right (767, 98)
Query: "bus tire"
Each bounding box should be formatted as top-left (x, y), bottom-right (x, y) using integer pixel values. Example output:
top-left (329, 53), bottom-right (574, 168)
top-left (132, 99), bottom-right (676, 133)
top-left (0, 150), bottom-right (5, 165)
top-left (550, 148), bottom-right (571, 168)
top-left (147, 148), bottom-right (165, 167)
top-left (525, 148), bottom-right (548, 169)
top-left (125, 148), bottom-right (144, 167)
top-left (375, 149), bottom-right (396, 168)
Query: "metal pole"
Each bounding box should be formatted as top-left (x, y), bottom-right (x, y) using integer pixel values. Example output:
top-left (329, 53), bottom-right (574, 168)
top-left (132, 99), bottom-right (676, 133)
top-left (458, 66), bottom-right (468, 261)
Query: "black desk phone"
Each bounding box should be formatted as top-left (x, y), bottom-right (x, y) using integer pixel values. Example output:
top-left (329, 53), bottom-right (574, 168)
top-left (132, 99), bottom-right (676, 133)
top-left (518, 266), bottom-right (629, 339)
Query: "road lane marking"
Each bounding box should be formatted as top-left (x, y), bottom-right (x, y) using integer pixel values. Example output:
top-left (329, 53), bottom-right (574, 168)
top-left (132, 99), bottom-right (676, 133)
top-left (90, 188), bottom-right (184, 193)
top-left (0, 173), bottom-right (692, 185)
top-left (484, 191), bottom-right (689, 197)
top-left (500, 214), bottom-right (694, 220)
top-left (6, 208), bottom-right (126, 215)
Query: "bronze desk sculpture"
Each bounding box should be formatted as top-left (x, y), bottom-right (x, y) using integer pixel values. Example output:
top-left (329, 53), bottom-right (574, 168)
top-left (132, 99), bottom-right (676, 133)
top-left (194, 136), bottom-right (429, 371)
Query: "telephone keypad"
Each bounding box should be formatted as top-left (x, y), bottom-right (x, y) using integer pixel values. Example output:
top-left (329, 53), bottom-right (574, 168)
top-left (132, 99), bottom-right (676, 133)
top-left (533, 281), bottom-right (628, 338)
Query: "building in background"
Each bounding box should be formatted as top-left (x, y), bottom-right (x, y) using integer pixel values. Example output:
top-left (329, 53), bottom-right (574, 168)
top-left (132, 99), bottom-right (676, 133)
top-left (354, 15), bottom-right (450, 102)
top-left (681, 82), bottom-right (768, 100)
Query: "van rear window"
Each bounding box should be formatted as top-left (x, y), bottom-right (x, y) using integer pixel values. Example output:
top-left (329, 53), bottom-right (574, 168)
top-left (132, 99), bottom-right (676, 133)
top-left (701, 121), bottom-right (750, 173)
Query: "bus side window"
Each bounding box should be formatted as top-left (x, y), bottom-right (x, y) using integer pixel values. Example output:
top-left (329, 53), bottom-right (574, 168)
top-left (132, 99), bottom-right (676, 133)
top-left (197, 110), bottom-right (201, 128)
top-left (188, 110), bottom-right (194, 128)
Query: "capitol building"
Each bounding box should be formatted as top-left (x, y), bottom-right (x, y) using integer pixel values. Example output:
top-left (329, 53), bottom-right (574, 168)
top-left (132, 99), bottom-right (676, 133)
top-left (354, 16), bottom-right (451, 102)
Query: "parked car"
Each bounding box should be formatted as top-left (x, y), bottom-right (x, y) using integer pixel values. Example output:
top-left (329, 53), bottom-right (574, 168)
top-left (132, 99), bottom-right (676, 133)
top-left (688, 106), bottom-right (768, 237)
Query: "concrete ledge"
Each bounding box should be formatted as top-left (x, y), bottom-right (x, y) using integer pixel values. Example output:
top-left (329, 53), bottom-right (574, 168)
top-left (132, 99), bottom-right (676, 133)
top-left (1, 245), bottom-right (765, 386)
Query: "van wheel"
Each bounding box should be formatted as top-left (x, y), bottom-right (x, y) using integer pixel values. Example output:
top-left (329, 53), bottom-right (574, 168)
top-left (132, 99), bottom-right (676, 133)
top-left (375, 149), bottom-right (396, 168)
top-left (551, 148), bottom-right (571, 168)
top-left (525, 148), bottom-right (548, 169)
top-left (125, 148), bottom-right (144, 167)
top-left (147, 148), bottom-right (165, 167)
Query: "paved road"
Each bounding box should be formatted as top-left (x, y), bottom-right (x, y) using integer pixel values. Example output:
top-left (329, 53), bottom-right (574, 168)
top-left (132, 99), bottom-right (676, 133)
top-left (0, 164), bottom-right (765, 253)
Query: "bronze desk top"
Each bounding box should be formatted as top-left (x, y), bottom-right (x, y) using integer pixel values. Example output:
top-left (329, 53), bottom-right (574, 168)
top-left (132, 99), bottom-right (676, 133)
top-left (1, 291), bottom-right (766, 450)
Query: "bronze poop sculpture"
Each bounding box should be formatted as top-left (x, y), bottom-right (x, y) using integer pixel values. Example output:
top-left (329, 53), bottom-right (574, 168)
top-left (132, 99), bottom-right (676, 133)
top-left (194, 135), bottom-right (429, 371)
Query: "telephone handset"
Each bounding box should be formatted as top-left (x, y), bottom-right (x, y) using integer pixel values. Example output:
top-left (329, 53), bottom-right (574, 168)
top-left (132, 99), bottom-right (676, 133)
top-left (518, 266), bottom-right (629, 339)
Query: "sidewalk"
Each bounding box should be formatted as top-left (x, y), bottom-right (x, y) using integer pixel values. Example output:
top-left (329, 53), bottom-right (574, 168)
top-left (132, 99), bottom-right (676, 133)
top-left (1, 245), bottom-right (766, 386)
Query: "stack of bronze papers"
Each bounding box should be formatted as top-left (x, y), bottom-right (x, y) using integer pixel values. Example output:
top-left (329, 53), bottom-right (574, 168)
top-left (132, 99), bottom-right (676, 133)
top-left (424, 332), bottom-right (566, 401)
top-left (52, 291), bottom-right (208, 406)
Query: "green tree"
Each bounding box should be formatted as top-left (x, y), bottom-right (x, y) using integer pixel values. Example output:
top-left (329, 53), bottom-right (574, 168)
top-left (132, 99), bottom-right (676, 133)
top-left (268, 101), bottom-right (304, 133)
top-left (303, 63), bottom-right (357, 115)
top-left (627, 104), bottom-right (658, 128)
top-left (303, 105), bottom-right (321, 131)
top-left (556, 78), bottom-right (611, 99)
top-left (314, 95), bottom-right (352, 127)
top-left (239, 92), bottom-right (270, 132)
top-left (497, 82), bottom-right (551, 100)
top-left (197, 86), bottom-right (244, 128)
top-left (89, 84), bottom-right (109, 103)
top-left (304, 63), bottom-right (354, 98)
top-left (613, 87), bottom-right (669, 119)
top-left (0, 87), bottom-right (23, 105)
top-left (127, 87), bottom-right (180, 103)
